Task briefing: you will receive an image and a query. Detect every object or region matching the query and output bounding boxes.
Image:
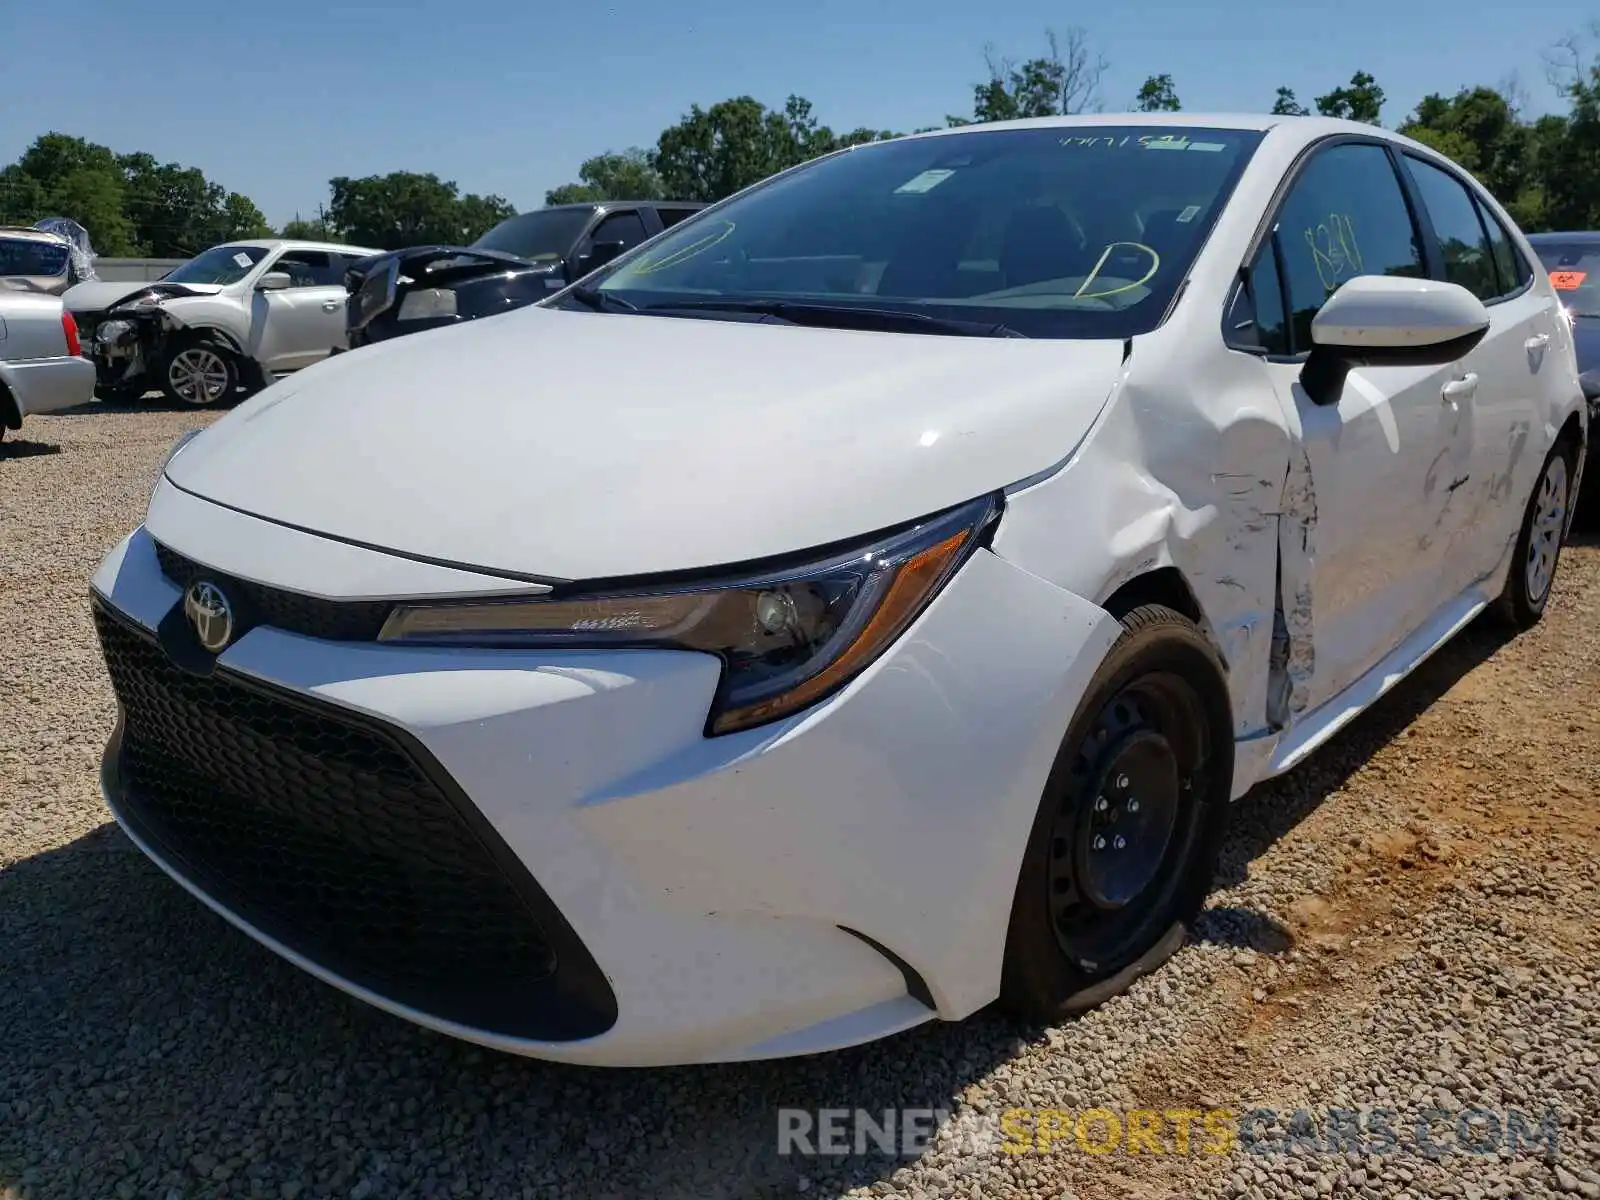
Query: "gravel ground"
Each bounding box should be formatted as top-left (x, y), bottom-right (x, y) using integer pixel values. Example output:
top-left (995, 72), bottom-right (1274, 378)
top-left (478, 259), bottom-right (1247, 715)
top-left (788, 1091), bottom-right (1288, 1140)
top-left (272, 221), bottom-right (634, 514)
top-left (2, 403), bottom-right (1598, 1200)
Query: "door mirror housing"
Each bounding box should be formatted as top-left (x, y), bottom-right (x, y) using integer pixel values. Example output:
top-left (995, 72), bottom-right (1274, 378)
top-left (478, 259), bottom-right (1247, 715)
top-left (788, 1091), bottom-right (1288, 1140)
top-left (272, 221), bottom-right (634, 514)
top-left (1302, 275), bottom-right (1490, 405)
top-left (256, 271), bottom-right (293, 292)
top-left (579, 240), bottom-right (626, 273)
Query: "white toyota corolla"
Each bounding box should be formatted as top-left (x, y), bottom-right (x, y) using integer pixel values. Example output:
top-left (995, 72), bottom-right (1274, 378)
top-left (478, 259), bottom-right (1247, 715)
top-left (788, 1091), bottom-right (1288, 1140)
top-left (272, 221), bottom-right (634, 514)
top-left (90, 114), bottom-right (1584, 1067)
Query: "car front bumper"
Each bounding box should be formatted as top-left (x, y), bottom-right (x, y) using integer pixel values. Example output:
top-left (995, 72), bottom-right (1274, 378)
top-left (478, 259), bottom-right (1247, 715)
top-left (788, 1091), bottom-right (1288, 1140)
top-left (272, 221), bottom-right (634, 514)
top-left (89, 481), bottom-right (1119, 1066)
top-left (1, 352), bottom-right (96, 418)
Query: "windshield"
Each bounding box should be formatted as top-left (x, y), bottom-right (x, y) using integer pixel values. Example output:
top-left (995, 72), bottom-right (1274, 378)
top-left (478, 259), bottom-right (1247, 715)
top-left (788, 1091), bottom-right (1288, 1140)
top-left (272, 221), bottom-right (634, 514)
top-left (0, 238), bottom-right (70, 278)
top-left (575, 126), bottom-right (1263, 339)
top-left (1533, 241), bottom-right (1600, 317)
top-left (471, 209), bottom-right (594, 262)
top-left (164, 244), bottom-right (270, 286)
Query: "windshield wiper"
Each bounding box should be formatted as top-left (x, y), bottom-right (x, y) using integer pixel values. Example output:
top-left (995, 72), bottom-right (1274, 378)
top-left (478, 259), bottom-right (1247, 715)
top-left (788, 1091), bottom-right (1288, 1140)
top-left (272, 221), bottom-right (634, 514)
top-left (565, 285), bottom-right (638, 312)
top-left (645, 298), bottom-right (1027, 338)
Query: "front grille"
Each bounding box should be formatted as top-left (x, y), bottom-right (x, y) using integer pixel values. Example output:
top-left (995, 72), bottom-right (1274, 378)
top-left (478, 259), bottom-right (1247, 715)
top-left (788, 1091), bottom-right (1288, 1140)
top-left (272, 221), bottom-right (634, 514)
top-left (93, 600), bottom-right (617, 1037)
top-left (154, 541), bottom-right (392, 642)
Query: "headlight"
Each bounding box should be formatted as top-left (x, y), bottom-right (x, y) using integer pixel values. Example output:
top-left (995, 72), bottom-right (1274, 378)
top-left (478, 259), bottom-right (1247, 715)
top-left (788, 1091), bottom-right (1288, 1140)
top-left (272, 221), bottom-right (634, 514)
top-left (95, 319), bottom-right (133, 344)
top-left (379, 494), bottom-right (1000, 734)
top-left (396, 287), bottom-right (458, 321)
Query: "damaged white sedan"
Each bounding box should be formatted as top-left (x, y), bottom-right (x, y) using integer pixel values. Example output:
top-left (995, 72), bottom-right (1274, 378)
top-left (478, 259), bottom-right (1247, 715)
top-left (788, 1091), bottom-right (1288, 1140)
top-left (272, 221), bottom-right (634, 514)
top-left (90, 114), bottom-right (1584, 1067)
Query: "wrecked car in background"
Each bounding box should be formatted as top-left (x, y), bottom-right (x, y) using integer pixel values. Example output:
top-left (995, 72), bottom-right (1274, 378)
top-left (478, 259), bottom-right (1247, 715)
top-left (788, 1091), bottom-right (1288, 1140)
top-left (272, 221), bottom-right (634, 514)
top-left (343, 200), bottom-right (704, 347)
top-left (0, 219), bottom-right (98, 296)
top-left (64, 237), bottom-right (381, 405)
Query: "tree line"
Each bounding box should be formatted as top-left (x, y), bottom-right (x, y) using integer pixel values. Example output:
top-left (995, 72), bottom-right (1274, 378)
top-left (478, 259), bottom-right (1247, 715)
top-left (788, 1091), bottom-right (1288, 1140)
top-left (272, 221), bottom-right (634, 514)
top-left (2, 25), bottom-right (1597, 256)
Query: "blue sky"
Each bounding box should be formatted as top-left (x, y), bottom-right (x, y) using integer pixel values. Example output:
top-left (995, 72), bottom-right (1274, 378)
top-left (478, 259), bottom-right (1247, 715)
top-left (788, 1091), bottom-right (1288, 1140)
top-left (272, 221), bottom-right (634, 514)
top-left (4, 0), bottom-right (1592, 228)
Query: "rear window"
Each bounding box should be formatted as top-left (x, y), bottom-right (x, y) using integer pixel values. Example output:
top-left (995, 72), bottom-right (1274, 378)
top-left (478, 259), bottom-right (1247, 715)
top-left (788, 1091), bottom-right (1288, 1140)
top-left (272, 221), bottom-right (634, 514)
top-left (1533, 242), bottom-right (1600, 317)
top-left (0, 238), bottom-right (70, 278)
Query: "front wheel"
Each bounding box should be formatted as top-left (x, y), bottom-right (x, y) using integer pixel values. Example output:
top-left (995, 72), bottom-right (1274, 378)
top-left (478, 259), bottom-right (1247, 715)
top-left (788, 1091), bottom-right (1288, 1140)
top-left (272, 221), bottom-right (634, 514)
top-left (1492, 441), bottom-right (1575, 629)
top-left (161, 338), bottom-right (238, 407)
top-left (1000, 604), bottom-right (1234, 1022)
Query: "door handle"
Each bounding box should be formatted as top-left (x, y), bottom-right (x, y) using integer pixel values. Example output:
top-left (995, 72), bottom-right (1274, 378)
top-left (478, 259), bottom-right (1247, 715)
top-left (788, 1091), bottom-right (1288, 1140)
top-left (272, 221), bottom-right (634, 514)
top-left (322, 301), bottom-right (342, 312)
top-left (1441, 373), bottom-right (1478, 404)
top-left (1525, 333), bottom-right (1550, 351)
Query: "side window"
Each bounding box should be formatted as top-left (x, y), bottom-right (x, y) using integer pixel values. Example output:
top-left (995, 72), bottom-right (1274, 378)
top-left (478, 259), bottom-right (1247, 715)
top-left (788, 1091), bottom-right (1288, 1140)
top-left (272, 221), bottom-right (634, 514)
top-left (656, 207), bottom-right (698, 230)
top-left (1249, 237), bottom-right (1291, 356)
top-left (589, 212), bottom-right (649, 254)
top-left (1403, 155), bottom-right (1498, 301)
top-left (1274, 143), bottom-right (1425, 353)
top-left (1480, 206), bottom-right (1532, 297)
top-left (271, 250), bottom-right (338, 288)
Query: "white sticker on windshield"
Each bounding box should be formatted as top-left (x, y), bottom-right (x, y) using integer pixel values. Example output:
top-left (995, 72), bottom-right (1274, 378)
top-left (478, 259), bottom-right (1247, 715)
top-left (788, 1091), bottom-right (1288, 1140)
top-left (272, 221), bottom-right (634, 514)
top-left (1176, 205), bottom-right (1202, 223)
top-left (894, 169), bottom-right (955, 194)
top-left (233, 252), bottom-right (252, 268)
top-left (1186, 142), bottom-right (1227, 153)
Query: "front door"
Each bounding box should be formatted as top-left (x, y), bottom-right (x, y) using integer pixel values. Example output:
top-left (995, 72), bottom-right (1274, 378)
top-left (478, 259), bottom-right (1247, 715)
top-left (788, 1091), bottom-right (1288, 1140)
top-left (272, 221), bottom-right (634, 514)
top-left (249, 249), bottom-right (348, 373)
top-left (1247, 140), bottom-right (1461, 718)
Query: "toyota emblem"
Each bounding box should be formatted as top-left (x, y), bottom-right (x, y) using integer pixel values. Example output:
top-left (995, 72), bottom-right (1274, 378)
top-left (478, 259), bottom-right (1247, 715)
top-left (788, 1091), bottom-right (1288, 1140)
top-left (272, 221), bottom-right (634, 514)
top-left (183, 580), bottom-right (234, 653)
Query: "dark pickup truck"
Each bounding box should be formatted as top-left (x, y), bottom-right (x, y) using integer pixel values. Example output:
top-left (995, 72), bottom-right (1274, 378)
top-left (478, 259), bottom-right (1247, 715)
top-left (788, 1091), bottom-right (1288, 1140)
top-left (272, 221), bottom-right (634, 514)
top-left (343, 200), bottom-right (705, 347)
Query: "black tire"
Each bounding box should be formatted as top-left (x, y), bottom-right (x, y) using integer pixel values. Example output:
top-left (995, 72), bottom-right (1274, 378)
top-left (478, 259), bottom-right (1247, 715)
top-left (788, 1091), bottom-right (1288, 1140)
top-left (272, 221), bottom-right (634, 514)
top-left (1491, 439), bottom-right (1576, 630)
top-left (160, 336), bottom-right (239, 407)
top-left (1000, 604), bottom-right (1234, 1023)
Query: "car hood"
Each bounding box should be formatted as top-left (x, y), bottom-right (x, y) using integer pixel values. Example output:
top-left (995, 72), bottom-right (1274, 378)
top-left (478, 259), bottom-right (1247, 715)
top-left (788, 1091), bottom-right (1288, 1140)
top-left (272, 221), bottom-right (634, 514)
top-left (64, 280), bottom-right (224, 311)
top-left (164, 306), bottom-right (1127, 581)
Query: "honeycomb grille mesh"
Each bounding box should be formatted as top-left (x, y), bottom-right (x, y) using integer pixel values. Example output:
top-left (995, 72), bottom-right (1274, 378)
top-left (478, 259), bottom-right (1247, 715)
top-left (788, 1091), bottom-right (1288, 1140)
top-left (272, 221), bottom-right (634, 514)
top-left (94, 602), bottom-right (558, 995)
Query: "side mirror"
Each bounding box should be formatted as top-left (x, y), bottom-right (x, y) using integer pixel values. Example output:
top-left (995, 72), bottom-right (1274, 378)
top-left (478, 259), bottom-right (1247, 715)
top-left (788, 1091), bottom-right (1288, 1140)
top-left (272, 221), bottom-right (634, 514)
top-left (580, 240), bottom-right (626, 272)
top-left (256, 271), bottom-right (293, 292)
top-left (1302, 275), bottom-right (1490, 405)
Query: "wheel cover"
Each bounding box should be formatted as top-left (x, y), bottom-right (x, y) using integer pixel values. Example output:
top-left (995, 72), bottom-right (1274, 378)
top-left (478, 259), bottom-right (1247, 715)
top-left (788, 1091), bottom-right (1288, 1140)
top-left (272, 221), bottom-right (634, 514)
top-left (168, 348), bottom-right (230, 405)
top-left (1525, 454), bottom-right (1569, 604)
top-left (1047, 676), bottom-right (1207, 971)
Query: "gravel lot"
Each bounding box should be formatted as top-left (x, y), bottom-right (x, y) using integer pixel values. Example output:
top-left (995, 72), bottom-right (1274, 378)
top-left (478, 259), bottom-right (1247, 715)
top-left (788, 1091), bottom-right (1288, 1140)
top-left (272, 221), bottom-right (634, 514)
top-left (3, 403), bottom-right (1598, 1200)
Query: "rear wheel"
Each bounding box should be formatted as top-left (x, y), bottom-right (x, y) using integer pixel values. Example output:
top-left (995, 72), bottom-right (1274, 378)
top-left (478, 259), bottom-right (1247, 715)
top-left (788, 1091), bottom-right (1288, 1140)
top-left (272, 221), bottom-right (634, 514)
top-left (161, 337), bottom-right (238, 407)
top-left (1492, 441), bottom-right (1575, 629)
top-left (1000, 604), bottom-right (1233, 1022)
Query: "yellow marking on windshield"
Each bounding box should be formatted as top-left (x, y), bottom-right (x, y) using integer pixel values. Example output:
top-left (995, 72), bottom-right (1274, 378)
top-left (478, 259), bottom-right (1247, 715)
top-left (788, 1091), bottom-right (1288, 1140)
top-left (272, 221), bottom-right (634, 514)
top-left (1074, 242), bottom-right (1160, 300)
top-left (630, 220), bottom-right (736, 275)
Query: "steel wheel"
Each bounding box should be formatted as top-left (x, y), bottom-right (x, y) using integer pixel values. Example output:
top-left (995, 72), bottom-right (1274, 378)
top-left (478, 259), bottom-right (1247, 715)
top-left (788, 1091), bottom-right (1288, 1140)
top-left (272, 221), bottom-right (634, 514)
top-left (1047, 670), bottom-right (1209, 972)
top-left (166, 347), bottom-right (233, 406)
top-left (1525, 453), bottom-right (1569, 605)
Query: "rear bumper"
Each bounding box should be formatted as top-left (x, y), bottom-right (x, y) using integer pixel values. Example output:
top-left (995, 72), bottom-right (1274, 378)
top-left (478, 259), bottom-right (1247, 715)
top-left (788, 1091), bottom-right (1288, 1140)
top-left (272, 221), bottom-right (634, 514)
top-left (0, 353), bottom-right (95, 418)
top-left (90, 487), bottom-right (1120, 1065)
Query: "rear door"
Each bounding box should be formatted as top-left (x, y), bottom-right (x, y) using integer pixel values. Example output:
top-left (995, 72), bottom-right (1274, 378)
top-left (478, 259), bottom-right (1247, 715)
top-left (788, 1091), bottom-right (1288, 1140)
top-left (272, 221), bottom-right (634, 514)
top-left (1396, 152), bottom-right (1557, 594)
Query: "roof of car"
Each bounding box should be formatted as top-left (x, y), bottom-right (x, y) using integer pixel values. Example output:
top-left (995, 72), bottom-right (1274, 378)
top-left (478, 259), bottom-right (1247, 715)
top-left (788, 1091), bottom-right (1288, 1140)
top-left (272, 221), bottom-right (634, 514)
top-left (540, 200), bottom-right (707, 213)
top-left (221, 237), bottom-right (385, 255)
top-left (0, 226), bottom-right (70, 244)
top-left (902, 111), bottom-right (1390, 141)
top-left (1526, 231), bottom-right (1600, 244)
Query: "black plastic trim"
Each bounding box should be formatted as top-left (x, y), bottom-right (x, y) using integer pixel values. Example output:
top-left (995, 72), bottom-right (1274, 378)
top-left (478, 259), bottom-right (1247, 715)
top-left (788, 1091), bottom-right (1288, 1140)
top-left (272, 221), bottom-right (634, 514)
top-left (95, 596), bottom-right (619, 1043)
top-left (838, 927), bottom-right (936, 1011)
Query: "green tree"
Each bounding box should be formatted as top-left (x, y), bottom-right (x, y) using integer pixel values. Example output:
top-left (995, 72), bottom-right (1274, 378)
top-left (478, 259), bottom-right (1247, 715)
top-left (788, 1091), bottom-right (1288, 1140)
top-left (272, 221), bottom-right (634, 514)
top-left (280, 215), bottom-right (331, 240)
top-left (1134, 74), bottom-right (1181, 112)
top-left (651, 94), bottom-right (878, 202)
top-left (1271, 87), bottom-right (1309, 116)
top-left (326, 171), bottom-right (514, 249)
top-left (10, 133), bottom-right (138, 253)
top-left (955, 28), bottom-right (1108, 124)
top-left (1535, 30), bottom-right (1600, 230)
top-left (1400, 87), bottom-right (1534, 214)
top-left (544, 147), bottom-right (664, 205)
top-left (1315, 71), bottom-right (1385, 124)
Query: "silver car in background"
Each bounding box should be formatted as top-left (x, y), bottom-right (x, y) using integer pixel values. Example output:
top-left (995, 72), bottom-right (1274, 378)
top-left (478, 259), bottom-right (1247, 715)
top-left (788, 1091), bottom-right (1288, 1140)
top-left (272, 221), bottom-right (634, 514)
top-left (0, 286), bottom-right (97, 440)
top-left (0, 226), bottom-right (89, 296)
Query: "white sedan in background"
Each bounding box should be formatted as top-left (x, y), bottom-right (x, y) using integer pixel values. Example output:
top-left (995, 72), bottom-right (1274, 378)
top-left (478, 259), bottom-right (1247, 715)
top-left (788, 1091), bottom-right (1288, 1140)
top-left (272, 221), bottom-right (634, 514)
top-left (89, 113), bottom-right (1582, 1066)
top-left (0, 285), bottom-right (95, 439)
